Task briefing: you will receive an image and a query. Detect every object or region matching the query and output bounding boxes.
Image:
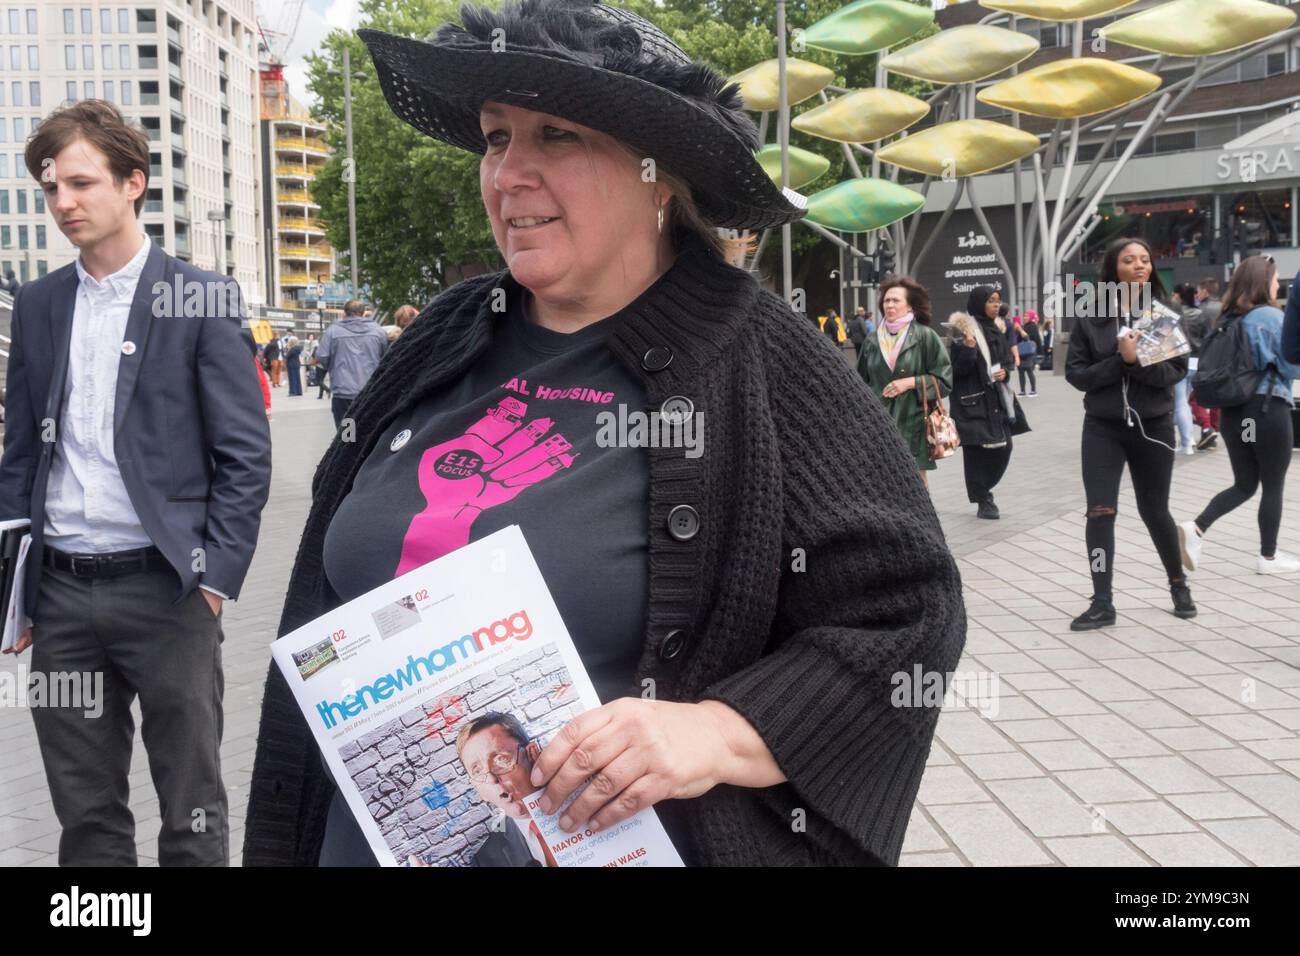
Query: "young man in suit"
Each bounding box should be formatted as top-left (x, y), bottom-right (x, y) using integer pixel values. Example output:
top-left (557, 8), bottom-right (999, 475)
top-left (0, 100), bottom-right (272, 866)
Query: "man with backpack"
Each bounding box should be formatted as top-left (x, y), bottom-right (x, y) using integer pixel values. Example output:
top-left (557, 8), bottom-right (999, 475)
top-left (1181, 255), bottom-right (1300, 576)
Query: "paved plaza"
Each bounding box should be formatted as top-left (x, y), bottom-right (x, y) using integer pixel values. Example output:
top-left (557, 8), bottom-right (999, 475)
top-left (1, 367), bottom-right (1298, 867)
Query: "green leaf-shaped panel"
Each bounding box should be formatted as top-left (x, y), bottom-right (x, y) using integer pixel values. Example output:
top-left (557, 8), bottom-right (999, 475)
top-left (792, 88), bottom-right (930, 144)
top-left (801, 0), bottom-right (934, 56)
top-left (804, 178), bottom-right (926, 233)
top-left (756, 144), bottom-right (832, 191)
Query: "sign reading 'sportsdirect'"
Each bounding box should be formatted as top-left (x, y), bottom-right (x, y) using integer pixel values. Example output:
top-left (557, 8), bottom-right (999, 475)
top-left (911, 207), bottom-right (1013, 319)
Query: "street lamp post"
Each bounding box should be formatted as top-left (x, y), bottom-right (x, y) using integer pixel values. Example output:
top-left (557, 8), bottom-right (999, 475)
top-left (329, 51), bottom-right (366, 300)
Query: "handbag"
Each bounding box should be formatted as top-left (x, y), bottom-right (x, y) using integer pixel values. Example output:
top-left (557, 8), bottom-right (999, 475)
top-left (1016, 337), bottom-right (1037, 358)
top-left (920, 374), bottom-right (960, 460)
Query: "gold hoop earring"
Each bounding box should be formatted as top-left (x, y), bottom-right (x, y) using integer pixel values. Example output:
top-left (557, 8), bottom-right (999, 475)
top-left (657, 203), bottom-right (664, 234)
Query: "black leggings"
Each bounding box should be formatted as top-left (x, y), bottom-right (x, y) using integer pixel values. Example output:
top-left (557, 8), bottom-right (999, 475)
top-left (963, 438), bottom-right (1013, 503)
top-left (1195, 394), bottom-right (1293, 557)
top-left (1082, 415), bottom-right (1185, 598)
top-left (1018, 357), bottom-right (1038, 393)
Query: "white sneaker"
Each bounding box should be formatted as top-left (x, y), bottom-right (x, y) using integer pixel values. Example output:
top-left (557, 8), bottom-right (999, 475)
top-left (1257, 551), bottom-right (1300, 574)
top-left (1178, 520), bottom-right (1202, 572)
top-left (1181, 445), bottom-right (1195, 456)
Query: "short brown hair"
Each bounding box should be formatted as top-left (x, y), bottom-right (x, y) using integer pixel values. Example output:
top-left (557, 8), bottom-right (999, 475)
top-left (1221, 255), bottom-right (1277, 318)
top-left (26, 100), bottom-right (150, 215)
top-left (394, 304), bottom-right (419, 328)
top-left (879, 275), bottom-right (933, 326)
top-left (343, 300), bottom-right (368, 317)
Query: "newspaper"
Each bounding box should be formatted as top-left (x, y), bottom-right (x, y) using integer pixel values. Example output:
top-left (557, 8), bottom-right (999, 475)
top-left (1133, 301), bottom-right (1192, 367)
top-left (0, 520), bottom-right (31, 653)
top-left (270, 525), bottom-right (683, 867)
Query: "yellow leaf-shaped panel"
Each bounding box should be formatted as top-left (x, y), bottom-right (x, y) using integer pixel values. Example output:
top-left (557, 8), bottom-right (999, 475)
top-left (792, 89), bottom-right (930, 144)
top-left (978, 58), bottom-right (1162, 119)
top-left (730, 58), bottom-right (836, 112)
top-left (882, 25), bottom-right (1039, 85)
top-left (1099, 0), bottom-right (1296, 56)
top-left (875, 120), bottom-right (1040, 178)
top-left (801, 0), bottom-right (934, 55)
top-left (980, 0), bottom-right (1139, 21)
top-left (755, 144), bottom-right (831, 192)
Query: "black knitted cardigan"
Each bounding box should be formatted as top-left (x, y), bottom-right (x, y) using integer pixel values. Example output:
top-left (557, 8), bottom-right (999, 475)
top-left (242, 231), bottom-right (966, 866)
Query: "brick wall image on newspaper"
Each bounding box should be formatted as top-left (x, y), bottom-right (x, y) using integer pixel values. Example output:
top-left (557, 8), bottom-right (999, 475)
top-left (337, 643), bottom-right (577, 866)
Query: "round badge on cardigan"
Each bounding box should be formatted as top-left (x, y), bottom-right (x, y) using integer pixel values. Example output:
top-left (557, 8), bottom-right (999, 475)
top-left (121, 341), bottom-right (136, 355)
top-left (390, 429), bottom-right (412, 452)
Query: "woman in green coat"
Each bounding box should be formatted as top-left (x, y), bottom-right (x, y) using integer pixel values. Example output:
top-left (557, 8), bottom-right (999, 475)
top-left (857, 276), bottom-right (954, 484)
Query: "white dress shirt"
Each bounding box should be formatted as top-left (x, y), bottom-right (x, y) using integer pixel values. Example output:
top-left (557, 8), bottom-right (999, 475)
top-left (43, 232), bottom-right (155, 555)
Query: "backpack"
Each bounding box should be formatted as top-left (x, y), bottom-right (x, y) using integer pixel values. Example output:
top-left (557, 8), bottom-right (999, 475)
top-left (1191, 313), bottom-right (1265, 409)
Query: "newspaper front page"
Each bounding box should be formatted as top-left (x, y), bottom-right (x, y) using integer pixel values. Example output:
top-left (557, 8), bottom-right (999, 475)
top-left (270, 525), bottom-right (683, 867)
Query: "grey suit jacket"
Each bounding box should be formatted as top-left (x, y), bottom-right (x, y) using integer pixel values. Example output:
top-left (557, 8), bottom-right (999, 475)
top-left (0, 241), bottom-right (272, 608)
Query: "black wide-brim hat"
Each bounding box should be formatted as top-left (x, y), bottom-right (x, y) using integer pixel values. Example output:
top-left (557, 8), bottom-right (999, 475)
top-left (357, 0), bottom-right (807, 231)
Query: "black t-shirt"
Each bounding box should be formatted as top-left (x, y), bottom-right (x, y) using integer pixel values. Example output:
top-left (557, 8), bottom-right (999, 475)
top-left (322, 291), bottom-right (650, 703)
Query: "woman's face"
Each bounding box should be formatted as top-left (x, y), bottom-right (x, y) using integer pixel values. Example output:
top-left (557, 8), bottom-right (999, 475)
top-left (881, 286), bottom-right (909, 321)
top-left (1115, 243), bottom-right (1152, 285)
top-left (984, 292), bottom-right (1001, 320)
top-left (1270, 269), bottom-right (1280, 302)
top-left (478, 102), bottom-right (665, 297)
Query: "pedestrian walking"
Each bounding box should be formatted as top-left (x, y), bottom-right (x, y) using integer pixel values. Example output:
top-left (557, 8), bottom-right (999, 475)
top-left (1066, 236), bottom-right (1194, 631)
top-left (264, 335), bottom-right (282, 388)
top-left (1179, 255), bottom-right (1300, 575)
top-left (1039, 316), bottom-right (1056, 371)
top-left (1014, 309), bottom-right (1043, 397)
top-left (286, 336), bottom-right (304, 397)
top-left (315, 300), bottom-right (389, 428)
top-left (1170, 283), bottom-right (1206, 455)
top-left (948, 285), bottom-right (1030, 520)
top-left (857, 276), bottom-right (953, 485)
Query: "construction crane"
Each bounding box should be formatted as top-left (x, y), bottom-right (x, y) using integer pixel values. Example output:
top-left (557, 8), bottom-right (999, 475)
top-left (256, 0), bottom-right (305, 117)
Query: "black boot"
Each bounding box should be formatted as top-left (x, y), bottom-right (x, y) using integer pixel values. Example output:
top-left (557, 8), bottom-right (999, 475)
top-left (1171, 581), bottom-right (1197, 619)
top-left (1070, 595), bottom-right (1116, 631)
top-left (977, 495), bottom-right (1000, 520)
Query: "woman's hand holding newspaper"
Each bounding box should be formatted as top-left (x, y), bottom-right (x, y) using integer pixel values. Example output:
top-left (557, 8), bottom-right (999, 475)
top-left (527, 698), bottom-right (786, 834)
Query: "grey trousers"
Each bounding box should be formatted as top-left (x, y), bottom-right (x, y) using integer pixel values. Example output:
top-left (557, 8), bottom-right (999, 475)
top-left (28, 563), bottom-right (228, 866)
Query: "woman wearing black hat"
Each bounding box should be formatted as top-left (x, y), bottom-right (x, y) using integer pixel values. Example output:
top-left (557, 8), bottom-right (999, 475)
top-left (948, 286), bottom-right (1029, 520)
top-left (1066, 236), bottom-right (1194, 630)
top-left (243, 0), bottom-right (964, 868)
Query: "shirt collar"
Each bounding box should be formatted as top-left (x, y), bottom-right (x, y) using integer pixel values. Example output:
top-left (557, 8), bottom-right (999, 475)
top-left (75, 233), bottom-right (151, 299)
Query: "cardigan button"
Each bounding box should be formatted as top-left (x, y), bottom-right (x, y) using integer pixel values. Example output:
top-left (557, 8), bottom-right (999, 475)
top-left (660, 395), bottom-right (693, 423)
top-left (641, 346), bottom-right (673, 372)
top-left (659, 629), bottom-right (687, 661)
top-left (667, 504), bottom-right (700, 541)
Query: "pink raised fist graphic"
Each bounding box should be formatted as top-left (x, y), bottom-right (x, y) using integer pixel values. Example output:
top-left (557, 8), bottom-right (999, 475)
top-left (396, 398), bottom-right (577, 573)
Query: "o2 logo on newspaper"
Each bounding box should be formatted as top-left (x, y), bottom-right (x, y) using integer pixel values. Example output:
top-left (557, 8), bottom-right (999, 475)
top-left (314, 610), bottom-right (534, 730)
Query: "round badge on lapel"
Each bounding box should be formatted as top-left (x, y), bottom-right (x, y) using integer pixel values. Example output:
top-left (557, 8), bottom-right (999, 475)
top-left (121, 341), bottom-right (136, 356)
top-left (390, 428), bottom-right (412, 452)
